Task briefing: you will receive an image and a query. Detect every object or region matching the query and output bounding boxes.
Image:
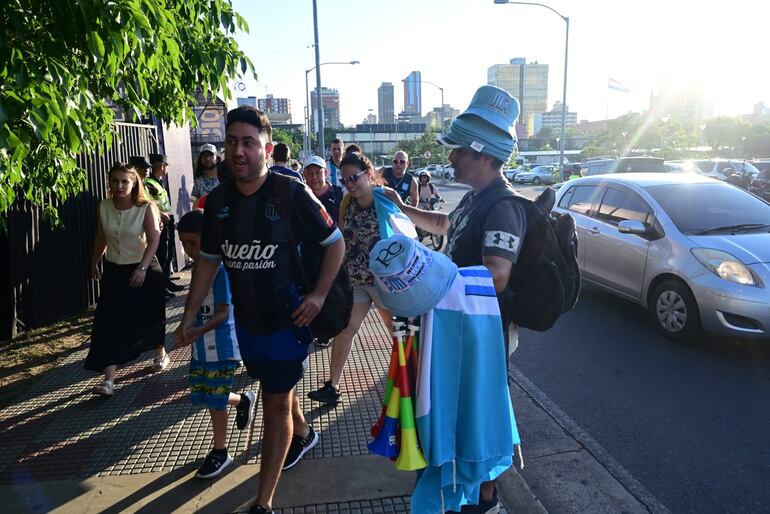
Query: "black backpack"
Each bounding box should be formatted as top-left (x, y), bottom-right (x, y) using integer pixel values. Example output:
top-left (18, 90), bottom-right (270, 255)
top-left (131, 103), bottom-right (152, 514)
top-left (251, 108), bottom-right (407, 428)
top-left (274, 176), bottom-right (354, 340)
top-left (490, 187), bottom-right (581, 332)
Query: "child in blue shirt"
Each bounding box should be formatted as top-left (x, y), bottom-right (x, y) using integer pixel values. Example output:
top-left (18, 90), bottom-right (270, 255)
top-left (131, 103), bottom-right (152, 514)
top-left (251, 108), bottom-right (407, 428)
top-left (175, 209), bottom-right (255, 479)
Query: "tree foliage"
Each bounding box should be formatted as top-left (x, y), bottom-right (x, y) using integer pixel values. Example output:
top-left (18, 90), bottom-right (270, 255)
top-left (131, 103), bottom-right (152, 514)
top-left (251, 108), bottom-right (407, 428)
top-left (398, 129), bottom-right (444, 167)
top-left (272, 127), bottom-right (302, 161)
top-left (0, 0), bottom-right (255, 225)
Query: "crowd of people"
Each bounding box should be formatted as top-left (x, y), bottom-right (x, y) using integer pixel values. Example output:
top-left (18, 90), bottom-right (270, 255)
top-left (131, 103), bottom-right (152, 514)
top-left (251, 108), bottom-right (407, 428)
top-left (85, 84), bottom-right (525, 514)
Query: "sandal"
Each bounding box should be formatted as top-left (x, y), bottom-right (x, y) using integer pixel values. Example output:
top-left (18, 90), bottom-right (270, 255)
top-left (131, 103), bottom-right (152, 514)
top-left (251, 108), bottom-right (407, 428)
top-left (92, 380), bottom-right (114, 396)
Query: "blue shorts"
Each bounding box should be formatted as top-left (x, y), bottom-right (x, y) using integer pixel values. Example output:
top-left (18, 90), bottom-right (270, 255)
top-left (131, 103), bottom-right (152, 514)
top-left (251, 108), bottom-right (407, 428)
top-left (189, 359), bottom-right (238, 410)
top-left (236, 325), bottom-right (310, 394)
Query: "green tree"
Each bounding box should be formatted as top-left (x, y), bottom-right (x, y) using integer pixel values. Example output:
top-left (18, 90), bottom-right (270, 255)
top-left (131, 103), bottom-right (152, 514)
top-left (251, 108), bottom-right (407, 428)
top-left (1, 0), bottom-right (255, 226)
top-left (398, 129), bottom-right (443, 167)
top-left (272, 128), bottom-right (302, 160)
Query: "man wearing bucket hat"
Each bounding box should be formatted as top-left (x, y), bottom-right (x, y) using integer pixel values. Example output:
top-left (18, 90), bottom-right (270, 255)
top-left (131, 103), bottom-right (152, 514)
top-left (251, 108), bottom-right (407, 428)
top-left (382, 85), bottom-right (526, 513)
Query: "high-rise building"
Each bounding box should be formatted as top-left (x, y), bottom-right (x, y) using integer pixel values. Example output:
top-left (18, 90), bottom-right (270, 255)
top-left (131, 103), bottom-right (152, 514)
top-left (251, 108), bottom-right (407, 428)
top-left (403, 71), bottom-right (422, 115)
top-left (258, 94), bottom-right (291, 124)
top-left (427, 104), bottom-right (460, 131)
top-left (535, 101), bottom-right (577, 135)
top-left (363, 113), bottom-right (377, 124)
top-left (237, 96), bottom-right (258, 108)
top-left (488, 58), bottom-right (549, 137)
top-left (378, 82), bottom-right (395, 124)
top-left (310, 87), bottom-right (342, 130)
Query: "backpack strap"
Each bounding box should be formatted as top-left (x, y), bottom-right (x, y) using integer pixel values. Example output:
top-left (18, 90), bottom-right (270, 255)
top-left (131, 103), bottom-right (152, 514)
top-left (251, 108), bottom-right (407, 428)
top-left (339, 192), bottom-right (352, 230)
top-left (274, 175), bottom-right (311, 292)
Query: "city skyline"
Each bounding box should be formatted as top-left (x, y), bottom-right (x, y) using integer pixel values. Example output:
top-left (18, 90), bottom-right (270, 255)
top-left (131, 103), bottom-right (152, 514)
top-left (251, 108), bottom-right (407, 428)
top-left (230, 0), bottom-right (767, 129)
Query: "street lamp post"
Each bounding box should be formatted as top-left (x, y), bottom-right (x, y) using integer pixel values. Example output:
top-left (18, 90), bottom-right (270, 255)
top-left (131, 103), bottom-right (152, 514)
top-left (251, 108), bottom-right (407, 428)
top-left (494, 0), bottom-right (569, 174)
top-left (304, 60), bottom-right (360, 156)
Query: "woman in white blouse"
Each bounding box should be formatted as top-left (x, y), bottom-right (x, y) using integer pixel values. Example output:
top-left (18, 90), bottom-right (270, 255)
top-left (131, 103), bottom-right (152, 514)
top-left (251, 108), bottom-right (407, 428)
top-left (85, 162), bottom-right (168, 396)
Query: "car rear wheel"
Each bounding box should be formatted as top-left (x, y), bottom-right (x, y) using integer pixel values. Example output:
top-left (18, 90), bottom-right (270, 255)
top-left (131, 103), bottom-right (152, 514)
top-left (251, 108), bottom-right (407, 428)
top-left (533, 177), bottom-right (541, 185)
top-left (650, 279), bottom-right (701, 344)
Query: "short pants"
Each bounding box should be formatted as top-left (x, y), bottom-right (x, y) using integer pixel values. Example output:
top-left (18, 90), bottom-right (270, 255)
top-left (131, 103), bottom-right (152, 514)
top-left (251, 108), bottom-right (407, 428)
top-left (235, 325), bottom-right (310, 394)
top-left (189, 359), bottom-right (238, 410)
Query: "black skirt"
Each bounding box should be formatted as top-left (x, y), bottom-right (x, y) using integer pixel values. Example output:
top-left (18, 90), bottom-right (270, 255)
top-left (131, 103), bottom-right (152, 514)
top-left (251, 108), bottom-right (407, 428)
top-left (84, 259), bottom-right (166, 372)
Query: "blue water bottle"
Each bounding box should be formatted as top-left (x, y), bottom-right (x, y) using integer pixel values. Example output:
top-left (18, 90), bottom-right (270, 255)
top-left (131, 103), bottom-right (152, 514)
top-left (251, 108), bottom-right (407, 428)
top-left (288, 283), bottom-right (314, 345)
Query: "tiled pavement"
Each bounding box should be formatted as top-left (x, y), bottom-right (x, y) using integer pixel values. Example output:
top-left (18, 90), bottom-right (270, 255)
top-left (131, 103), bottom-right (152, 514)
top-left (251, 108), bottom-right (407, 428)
top-left (2, 273), bottom-right (509, 513)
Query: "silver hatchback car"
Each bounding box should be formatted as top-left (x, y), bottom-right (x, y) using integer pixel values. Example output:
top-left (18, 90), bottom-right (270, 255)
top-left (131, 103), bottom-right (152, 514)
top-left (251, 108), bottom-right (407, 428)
top-left (554, 173), bottom-right (770, 343)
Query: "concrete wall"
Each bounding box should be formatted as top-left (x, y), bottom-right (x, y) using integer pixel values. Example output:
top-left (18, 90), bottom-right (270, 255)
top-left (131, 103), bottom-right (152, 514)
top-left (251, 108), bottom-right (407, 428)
top-left (161, 122), bottom-right (195, 271)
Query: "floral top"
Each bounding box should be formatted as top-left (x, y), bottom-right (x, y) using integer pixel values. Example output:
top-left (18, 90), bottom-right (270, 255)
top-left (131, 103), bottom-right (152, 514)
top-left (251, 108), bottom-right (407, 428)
top-left (343, 198), bottom-right (380, 287)
top-left (192, 176), bottom-right (219, 198)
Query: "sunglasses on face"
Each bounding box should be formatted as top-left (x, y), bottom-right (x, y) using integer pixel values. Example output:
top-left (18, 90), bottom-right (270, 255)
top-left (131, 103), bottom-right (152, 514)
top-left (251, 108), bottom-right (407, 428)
top-left (340, 170), bottom-right (367, 185)
top-left (393, 159), bottom-right (406, 165)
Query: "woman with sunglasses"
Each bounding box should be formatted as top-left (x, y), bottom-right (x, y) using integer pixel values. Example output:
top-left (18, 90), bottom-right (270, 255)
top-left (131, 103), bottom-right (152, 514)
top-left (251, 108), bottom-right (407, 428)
top-left (308, 152), bottom-right (393, 405)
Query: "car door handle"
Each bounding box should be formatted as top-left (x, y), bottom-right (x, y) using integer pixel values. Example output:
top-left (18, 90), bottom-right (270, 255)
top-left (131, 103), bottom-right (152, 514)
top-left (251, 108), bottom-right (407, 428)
top-left (587, 226), bottom-right (600, 235)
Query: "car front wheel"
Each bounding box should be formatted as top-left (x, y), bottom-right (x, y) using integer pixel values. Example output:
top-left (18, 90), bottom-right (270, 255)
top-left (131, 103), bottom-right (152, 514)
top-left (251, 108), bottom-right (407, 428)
top-left (532, 177), bottom-right (541, 185)
top-left (650, 279), bottom-right (701, 344)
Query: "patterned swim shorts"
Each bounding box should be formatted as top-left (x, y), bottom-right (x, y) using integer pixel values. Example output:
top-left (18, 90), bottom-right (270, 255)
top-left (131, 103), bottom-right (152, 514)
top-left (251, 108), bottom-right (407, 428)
top-left (189, 359), bottom-right (239, 410)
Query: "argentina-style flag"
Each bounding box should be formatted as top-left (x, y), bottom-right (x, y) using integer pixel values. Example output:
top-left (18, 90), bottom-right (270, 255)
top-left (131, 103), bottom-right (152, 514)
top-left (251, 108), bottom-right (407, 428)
top-left (373, 187), bottom-right (418, 239)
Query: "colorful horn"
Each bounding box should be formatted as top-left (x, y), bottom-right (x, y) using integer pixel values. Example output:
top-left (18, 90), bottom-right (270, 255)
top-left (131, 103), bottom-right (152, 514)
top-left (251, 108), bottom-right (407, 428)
top-left (368, 376), bottom-right (401, 459)
top-left (394, 327), bottom-right (427, 471)
top-left (371, 337), bottom-right (400, 438)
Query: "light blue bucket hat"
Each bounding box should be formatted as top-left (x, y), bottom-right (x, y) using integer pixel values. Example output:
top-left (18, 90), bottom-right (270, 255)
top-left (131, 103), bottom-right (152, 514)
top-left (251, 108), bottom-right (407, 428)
top-left (437, 85), bottom-right (520, 163)
top-left (369, 235), bottom-right (457, 317)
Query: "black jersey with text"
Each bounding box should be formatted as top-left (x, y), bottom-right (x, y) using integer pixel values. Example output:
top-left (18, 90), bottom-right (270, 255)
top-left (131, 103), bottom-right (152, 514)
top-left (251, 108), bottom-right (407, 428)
top-left (200, 172), bottom-right (341, 335)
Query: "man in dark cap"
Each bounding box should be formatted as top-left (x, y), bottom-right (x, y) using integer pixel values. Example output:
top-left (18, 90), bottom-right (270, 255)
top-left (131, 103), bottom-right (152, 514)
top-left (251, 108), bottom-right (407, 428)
top-left (147, 153), bottom-right (183, 297)
top-left (129, 155), bottom-right (151, 179)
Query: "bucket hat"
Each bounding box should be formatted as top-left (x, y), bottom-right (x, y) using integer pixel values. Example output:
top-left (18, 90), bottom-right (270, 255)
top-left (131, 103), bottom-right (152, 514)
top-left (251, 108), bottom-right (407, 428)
top-left (369, 235), bottom-right (457, 317)
top-left (437, 85), bottom-right (520, 163)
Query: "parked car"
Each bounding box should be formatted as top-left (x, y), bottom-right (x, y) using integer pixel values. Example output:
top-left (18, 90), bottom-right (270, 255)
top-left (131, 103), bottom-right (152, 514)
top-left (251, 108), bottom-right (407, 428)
top-left (611, 157), bottom-right (667, 173)
top-left (581, 158), bottom-right (617, 176)
top-left (425, 164), bottom-right (444, 178)
top-left (692, 159), bottom-right (759, 182)
top-left (553, 173), bottom-right (770, 343)
top-left (513, 165), bottom-right (558, 185)
top-left (665, 160), bottom-right (704, 174)
top-left (442, 165), bottom-right (455, 180)
top-left (503, 166), bottom-right (528, 182)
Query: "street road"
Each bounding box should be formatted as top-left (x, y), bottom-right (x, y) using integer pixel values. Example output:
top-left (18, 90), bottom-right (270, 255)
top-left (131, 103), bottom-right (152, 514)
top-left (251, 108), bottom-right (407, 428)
top-left (435, 180), bottom-right (770, 513)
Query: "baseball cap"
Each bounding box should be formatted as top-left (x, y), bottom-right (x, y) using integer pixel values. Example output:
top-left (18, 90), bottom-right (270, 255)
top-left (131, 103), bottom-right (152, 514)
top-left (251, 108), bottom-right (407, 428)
top-left (369, 235), bottom-right (457, 317)
top-left (199, 143), bottom-right (217, 155)
top-left (303, 155), bottom-right (327, 170)
top-left (128, 156), bottom-right (151, 169)
top-left (149, 153), bottom-right (168, 164)
top-left (437, 85), bottom-right (520, 163)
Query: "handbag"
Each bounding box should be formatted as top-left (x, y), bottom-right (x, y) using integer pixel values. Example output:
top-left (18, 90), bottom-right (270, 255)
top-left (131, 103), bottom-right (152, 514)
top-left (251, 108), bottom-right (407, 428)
top-left (274, 176), bottom-right (353, 340)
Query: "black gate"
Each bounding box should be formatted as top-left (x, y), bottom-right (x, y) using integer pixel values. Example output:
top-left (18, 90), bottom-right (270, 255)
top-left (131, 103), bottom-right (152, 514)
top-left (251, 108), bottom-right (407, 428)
top-left (0, 123), bottom-right (158, 339)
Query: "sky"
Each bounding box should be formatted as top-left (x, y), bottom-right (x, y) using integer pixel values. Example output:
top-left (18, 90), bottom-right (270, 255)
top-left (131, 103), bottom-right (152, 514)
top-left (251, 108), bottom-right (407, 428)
top-left (229, 0), bottom-right (768, 127)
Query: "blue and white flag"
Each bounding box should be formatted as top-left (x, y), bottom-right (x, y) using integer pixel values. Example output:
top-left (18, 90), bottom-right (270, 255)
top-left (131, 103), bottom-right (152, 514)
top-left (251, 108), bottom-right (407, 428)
top-left (373, 188), bottom-right (418, 239)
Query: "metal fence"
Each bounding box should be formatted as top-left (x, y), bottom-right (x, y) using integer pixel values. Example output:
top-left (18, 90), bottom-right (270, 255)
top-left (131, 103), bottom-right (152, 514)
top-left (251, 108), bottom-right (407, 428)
top-left (0, 123), bottom-right (158, 340)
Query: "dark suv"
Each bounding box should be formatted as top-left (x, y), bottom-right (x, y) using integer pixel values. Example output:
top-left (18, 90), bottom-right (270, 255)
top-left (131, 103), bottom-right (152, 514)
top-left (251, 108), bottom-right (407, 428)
top-left (611, 157), bottom-right (667, 173)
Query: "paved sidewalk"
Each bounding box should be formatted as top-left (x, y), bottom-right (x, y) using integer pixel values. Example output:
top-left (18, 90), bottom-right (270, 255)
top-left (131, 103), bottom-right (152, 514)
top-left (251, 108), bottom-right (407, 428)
top-left (0, 270), bottom-right (663, 513)
top-left (0, 272), bottom-right (536, 513)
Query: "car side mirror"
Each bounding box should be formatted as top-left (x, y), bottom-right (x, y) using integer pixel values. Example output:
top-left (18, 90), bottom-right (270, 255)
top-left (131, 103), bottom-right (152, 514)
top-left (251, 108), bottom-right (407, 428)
top-left (618, 220), bottom-right (647, 235)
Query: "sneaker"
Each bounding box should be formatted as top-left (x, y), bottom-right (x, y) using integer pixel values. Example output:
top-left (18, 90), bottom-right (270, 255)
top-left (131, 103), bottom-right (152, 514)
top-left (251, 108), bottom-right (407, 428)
top-left (166, 281), bottom-right (185, 292)
top-left (315, 337), bottom-right (331, 348)
top-left (282, 425), bottom-right (319, 470)
top-left (308, 381), bottom-right (341, 405)
top-left (152, 352), bottom-right (170, 371)
top-left (195, 449), bottom-right (232, 479)
top-left (235, 390), bottom-right (256, 430)
top-left (247, 506), bottom-right (274, 514)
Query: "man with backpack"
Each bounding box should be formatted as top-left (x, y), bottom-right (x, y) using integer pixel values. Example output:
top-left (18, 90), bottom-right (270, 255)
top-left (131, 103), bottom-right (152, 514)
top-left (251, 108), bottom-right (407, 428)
top-left (179, 106), bottom-right (345, 514)
top-left (383, 85), bottom-right (532, 514)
